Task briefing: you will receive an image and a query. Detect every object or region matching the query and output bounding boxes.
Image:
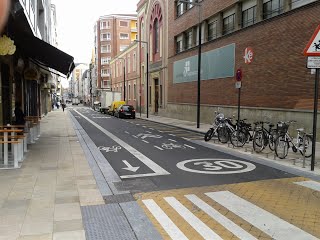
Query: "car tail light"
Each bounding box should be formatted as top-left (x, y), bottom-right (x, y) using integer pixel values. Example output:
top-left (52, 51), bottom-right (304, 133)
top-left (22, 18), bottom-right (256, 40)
top-left (120, 109), bottom-right (124, 112)
top-left (132, 110), bottom-right (135, 112)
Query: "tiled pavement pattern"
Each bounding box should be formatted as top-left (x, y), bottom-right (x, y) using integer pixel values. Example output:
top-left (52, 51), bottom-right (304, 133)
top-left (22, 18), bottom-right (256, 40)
top-left (0, 110), bottom-right (104, 240)
top-left (135, 177), bottom-right (320, 240)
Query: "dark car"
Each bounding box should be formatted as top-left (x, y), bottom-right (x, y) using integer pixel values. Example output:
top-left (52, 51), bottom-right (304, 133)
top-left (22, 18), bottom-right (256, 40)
top-left (114, 105), bottom-right (135, 119)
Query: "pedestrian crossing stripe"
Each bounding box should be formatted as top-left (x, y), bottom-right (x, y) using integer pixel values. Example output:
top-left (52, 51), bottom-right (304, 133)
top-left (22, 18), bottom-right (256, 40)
top-left (137, 177), bottom-right (320, 240)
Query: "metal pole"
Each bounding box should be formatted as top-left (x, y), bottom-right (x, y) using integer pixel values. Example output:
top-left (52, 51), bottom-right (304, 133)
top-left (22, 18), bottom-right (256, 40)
top-left (196, 5), bottom-right (201, 128)
top-left (311, 68), bottom-right (320, 171)
top-left (124, 64), bottom-right (126, 102)
top-left (238, 88), bottom-right (241, 123)
top-left (146, 51), bottom-right (149, 118)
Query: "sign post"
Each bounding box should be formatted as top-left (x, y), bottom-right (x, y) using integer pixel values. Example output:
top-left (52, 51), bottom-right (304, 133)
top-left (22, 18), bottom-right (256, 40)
top-left (303, 24), bottom-right (320, 171)
top-left (236, 68), bottom-right (242, 124)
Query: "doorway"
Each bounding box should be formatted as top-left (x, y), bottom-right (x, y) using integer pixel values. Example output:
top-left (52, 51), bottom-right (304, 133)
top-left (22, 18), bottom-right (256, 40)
top-left (1, 64), bottom-right (11, 125)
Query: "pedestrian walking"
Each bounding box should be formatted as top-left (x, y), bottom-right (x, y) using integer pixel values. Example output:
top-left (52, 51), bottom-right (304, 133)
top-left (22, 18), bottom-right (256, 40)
top-left (62, 103), bottom-right (66, 112)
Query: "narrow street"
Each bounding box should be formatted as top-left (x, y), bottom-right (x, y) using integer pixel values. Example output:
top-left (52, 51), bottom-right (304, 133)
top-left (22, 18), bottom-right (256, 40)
top-left (69, 106), bottom-right (320, 240)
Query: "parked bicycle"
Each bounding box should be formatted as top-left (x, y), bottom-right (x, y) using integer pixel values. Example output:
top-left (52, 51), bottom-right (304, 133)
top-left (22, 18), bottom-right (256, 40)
top-left (274, 121), bottom-right (313, 159)
top-left (252, 121), bottom-right (278, 153)
top-left (217, 116), bottom-right (236, 144)
top-left (229, 119), bottom-right (253, 147)
top-left (204, 111), bottom-right (225, 142)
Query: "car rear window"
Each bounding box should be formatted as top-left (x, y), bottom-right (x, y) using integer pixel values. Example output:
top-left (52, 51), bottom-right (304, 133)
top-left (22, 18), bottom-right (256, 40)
top-left (122, 105), bottom-right (134, 111)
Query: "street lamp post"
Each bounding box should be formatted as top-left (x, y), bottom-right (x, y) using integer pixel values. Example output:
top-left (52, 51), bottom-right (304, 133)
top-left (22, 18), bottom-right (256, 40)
top-left (134, 39), bottom-right (149, 118)
top-left (178, 0), bottom-right (202, 128)
top-left (118, 57), bottom-right (126, 102)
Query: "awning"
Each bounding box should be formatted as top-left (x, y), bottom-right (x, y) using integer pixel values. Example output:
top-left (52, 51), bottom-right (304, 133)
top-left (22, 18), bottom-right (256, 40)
top-left (13, 31), bottom-right (75, 77)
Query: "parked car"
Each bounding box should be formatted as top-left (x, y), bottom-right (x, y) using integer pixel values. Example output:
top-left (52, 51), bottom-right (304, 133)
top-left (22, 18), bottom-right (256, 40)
top-left (114, 105), bottom-right (135, 119)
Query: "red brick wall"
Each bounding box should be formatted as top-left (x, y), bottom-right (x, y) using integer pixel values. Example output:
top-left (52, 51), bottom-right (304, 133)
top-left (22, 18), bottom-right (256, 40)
top-left (168, 2), bottom-right (320, 110)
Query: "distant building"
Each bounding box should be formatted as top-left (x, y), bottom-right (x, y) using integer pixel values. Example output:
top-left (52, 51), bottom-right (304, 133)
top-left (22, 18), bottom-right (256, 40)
top-left (69, 63), bottom-right (89, 101)
top-left (93, 14), bottom-right (137, 100)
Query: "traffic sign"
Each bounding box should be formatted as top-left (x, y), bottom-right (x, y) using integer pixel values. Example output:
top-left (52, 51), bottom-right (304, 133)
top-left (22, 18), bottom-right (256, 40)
top-left (236, 68), bottom-right (242, 81)
top-left (244, 47), bottom-right (254, 64)
top-left (303, 25), bottom-right (320, 56)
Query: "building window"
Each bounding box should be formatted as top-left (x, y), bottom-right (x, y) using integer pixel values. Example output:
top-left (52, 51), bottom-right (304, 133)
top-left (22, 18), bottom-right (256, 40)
top-left (120, 45), bottom-right (129, 52)
top-left (153, 19), bottom-right (159, 53)
top-left (120, 33), bottom-right (129, 39)
top-left (263, 0), bottom-right (284, 19)
top-left (223, 14), bottom-right (235, 35)
top-left (127, 56), bottom-right (131, 73)
top-left (133, 53), bottom-right (136, 72)
top-left (176, 35), bottom-right (183, 53)
top-left (119, 20), bottom-right (129, 27)
top-left (100, 21), bottom-right (110, 29)
top-left (242, 6), bottom-right (256, 27)
top-left (208, 20), bottom-right (217, 41)
top-left (107, 45), bottom-right (111, 52)
top-left (176, 1), bottom-right (183, 17)
top-left (133, 84), bottom-right (136, 100)
top-left (128, 85), bottom-right (131, 100)
top-left (101, 45), bottom-right (107, 53)
top-left (101, 57), bottom-right (111, 65)
top-left (101, 69), bottom-right (110, 77)
top-left (103, 80), bottom-right (111, 88)
top-left (184, 29), bottom-right (193, 49)
top-left (101, 33), bottom-right (111, 41)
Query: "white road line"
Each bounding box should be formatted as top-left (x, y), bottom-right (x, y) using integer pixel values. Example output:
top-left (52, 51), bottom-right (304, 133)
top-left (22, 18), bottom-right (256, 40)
top-left (136, 124), bottom-right (140, 126)
top-left (74, 110), bottom-right (170, 178)
top-left (164, 197), bottom-right (222, 240)
top-left (146, 131), bottom-right (152, 133)
top-left (133, 135), bottom-right (138, 138)
top-left (154, 146), bottom-right (163, 150)
top-left (149, 128), bottom-right (154, 130)
top-left (206, 191), bottom-right (318, 240)
top-left (142, 199), bottom-right (188, 240)
top-left (168, 139), bottom-right (177, 142)
top-left (294, 180), bottom-right (320, 192)
top-left (184, 144), bottom-right (195, 149)
top-left (185, 194), bottom-right (257, 240)
top-left (169, 134), bottom-right (176, 136)
top-left (142, 140), bottom-right (149, 144)
top-left (142, 126), bottom-right (147, 128)
top-left (125, 131), bottom-right (130, 134)
top-left (182, 137), bottom-right (189, 140)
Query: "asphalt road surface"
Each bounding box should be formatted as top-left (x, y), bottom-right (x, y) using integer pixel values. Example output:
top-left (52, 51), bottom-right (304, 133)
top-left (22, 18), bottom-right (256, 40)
top-left (70, 107), bottom-right (294, 192)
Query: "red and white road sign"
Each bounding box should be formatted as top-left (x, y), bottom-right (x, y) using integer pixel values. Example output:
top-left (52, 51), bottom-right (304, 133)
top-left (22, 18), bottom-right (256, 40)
top-left (244, 47), bottom-right (254, 64)
top-left (303, 25), bottom-right (320, 56)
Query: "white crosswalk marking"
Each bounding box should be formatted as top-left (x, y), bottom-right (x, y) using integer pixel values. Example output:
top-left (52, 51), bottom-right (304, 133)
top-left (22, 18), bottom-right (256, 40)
top-left (294, 180), bottom-right (320, 191)
top-left (185, 194), bottom-right (257, 240)
top-left (142, 199), bottom-right (188, 240)
top-left (164, 197), bottom-right (223, 240)
top-left (206, 191), bottom-right (318, 240)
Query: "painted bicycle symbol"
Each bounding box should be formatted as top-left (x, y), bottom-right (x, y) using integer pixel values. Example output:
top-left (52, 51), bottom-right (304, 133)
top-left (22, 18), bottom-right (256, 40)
top-left (161, 143), bottom-right (186, 150)
top-left (98, 145), bottom-right (121, 153)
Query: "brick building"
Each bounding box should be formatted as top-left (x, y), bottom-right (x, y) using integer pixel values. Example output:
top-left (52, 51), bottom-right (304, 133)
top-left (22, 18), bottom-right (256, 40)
top-left (166, 0), bottom-right (319, 133)
top-left (93, 14), bottom-right (137, 100)
top-left (110, 43), bottom-right (140, 109)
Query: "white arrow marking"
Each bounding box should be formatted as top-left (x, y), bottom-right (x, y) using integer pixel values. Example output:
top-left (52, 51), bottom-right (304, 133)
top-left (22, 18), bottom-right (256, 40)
top-left (122, 160), bottom-right (140, 172)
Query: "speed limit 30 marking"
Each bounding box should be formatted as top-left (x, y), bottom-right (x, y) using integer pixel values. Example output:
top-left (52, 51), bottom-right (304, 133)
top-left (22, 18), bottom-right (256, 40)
top-left (176, 159), bottom-right (256, 174)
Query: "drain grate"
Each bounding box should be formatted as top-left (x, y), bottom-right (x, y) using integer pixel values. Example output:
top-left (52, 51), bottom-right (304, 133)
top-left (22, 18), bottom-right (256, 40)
top-left (114, 178), bottom-right (158, 193)
top-left (103, 193), bottom-right (135, 204)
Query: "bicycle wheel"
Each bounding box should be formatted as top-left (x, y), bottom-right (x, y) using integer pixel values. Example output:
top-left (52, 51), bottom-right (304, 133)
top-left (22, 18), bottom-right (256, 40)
top-left (275, 135), bottom-right (289, 159)
top-left (268, 131), bottom-right (277, 151)
top-left (253, 130), bottom-right (265, 153)
top-left (230, 130), bottom-right (246, 147)
top-left (299, 135), bottom-right (313, 158)
top-left (217, 126), bottom-right (229, 143)
top-left (204, 128), bottom-right (214, 142)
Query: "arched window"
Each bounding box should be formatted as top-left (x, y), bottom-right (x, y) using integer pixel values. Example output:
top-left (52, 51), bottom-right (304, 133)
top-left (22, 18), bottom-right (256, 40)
top-left (154, 19), bottom-right (159, 53)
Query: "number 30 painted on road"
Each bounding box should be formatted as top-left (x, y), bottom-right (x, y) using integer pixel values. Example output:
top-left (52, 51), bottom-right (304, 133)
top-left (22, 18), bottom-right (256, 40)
top-left (176, 159), bottom-right (256, 174)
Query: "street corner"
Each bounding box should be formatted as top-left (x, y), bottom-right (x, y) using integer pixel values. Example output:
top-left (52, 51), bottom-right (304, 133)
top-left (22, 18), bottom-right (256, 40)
top-left (133, 177), bottom-right (320, 240)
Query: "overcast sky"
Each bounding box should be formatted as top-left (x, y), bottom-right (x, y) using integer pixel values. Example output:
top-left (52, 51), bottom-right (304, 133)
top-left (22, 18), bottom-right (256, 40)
top-left (51, 0), bottom-right (137, 64)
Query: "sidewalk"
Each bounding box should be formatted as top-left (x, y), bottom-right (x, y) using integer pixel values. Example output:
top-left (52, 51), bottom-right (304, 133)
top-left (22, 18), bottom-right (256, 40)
top-left (0, 110), bottom-right (104, 240)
